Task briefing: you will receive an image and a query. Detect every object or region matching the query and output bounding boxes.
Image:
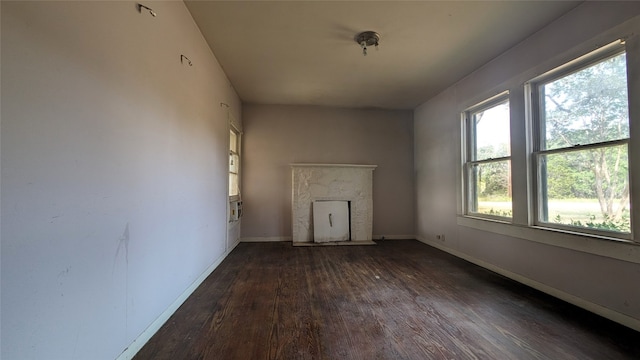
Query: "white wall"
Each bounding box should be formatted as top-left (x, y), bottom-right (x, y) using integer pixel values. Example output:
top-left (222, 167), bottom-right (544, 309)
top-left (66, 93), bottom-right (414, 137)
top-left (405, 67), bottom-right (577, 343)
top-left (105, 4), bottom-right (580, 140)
top-left (241, 104), bottom-right (414, 241)
top-left (1, 2), bottom-right (240, 359)
top-left (414, 2), bottom-right (640, 330)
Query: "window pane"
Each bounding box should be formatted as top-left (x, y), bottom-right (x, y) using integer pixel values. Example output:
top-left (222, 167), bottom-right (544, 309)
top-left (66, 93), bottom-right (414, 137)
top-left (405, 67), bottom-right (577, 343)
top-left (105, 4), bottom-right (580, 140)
top-left (230, 130), bottom-right (238, 152)
top-left (470, 160), bottom-right (512, 217)
top-left (229, 128), bottom-right (240, 197)
top-left (539, 144), bottom-right (630, 233)
top-left (229, 153), bottom-right (239, 173)
top-left (473, 101), bottom-right (510, 161)
top-left (229, 173), bottom-right (239, 196)
top-left (542, 52), bottom-right (629, 150)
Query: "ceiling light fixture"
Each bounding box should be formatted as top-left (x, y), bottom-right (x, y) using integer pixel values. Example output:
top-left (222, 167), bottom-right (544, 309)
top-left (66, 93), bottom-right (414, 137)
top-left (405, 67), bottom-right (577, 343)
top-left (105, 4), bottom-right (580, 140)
top-left (354, 31), bottom-right (380, 56)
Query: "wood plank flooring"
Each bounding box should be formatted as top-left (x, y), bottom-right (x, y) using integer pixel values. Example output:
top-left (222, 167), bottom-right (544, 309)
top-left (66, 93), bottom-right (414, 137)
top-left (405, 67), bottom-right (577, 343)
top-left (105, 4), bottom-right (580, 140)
top-left (134, 240), bottom-right (640, 360)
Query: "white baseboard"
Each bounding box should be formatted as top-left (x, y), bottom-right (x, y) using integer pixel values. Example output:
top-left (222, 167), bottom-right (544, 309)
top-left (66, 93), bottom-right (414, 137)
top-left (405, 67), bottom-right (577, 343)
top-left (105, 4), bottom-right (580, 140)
top-left (241, 236), bottom-right (292, 242)
top-left (373, 235), bottom-right (416, 240)
top-left (116, 248), bottom-right (233, 360)
top-left (416, 236), bottom-right (640, 332)
top-left (229, 238), bottom-right (241, 251)
top-left (241, 236), bottom-right (416, 242)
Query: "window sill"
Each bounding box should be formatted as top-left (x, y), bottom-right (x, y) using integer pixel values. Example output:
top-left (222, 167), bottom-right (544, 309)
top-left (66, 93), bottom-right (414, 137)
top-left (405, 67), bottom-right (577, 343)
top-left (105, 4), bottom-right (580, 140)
top-left (457, 215), bottom-right (640, 264)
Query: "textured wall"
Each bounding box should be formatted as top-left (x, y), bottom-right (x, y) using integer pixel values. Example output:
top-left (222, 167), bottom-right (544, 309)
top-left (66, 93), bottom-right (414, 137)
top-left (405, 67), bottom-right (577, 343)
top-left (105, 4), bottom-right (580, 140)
top-left (1, 2), bottom-right (240, 359)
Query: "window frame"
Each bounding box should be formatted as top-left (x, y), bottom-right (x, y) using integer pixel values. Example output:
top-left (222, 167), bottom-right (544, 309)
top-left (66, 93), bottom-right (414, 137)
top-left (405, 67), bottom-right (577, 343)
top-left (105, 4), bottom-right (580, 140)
top-left (462, 91), bottom-right (512, 221)
top-left (229, 124), bottom-right (241, 201)
top-left (527, 41), bottom-right (632, 240)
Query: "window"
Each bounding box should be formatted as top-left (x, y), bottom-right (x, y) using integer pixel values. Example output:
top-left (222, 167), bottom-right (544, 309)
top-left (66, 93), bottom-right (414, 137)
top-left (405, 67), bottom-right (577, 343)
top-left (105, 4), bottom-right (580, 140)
top-left (229, 127), bottom-right (240, 198)
top-left (530, 43), bottom-right (630, 236)
top-left (464, 93), bottom-right (512, 219)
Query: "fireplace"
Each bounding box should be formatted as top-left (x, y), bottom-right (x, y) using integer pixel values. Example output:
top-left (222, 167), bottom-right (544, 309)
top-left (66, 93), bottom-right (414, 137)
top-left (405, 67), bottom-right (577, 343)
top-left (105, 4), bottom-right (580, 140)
top-left (291, 164), bottom-right (377, 245)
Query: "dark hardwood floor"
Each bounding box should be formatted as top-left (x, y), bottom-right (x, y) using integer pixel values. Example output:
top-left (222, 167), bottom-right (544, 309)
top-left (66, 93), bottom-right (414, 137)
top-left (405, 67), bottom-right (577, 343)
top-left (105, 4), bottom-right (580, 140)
top-left (134, 240), bottom-right (640, 360)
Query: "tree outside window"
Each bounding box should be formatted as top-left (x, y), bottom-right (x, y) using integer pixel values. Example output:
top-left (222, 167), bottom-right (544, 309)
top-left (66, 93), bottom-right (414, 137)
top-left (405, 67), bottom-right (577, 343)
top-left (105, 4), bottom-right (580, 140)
top-left (535, 50), bottom-right (630, 233)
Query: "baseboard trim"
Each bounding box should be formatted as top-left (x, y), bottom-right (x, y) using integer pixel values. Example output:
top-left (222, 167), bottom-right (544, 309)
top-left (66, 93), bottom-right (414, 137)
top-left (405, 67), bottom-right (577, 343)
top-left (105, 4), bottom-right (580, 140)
top-left (241, 236), bottom-right (416, 242)
top-left (373, 235), bottom-right (416, 240)
top-left (116, 247), bottom-right (234, 360)
top-left (229, 238), bottom-right (241, 251)
top-left (416, 236), bottom-right (640, 332)
top-left (241, 236), bottom-right (292, 242)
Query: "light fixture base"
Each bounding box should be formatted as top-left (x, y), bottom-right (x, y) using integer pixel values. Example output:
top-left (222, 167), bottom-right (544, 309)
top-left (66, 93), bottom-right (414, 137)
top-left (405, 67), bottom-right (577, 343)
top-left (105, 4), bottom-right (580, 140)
top-left (354, 31), bottom-right (380, 56)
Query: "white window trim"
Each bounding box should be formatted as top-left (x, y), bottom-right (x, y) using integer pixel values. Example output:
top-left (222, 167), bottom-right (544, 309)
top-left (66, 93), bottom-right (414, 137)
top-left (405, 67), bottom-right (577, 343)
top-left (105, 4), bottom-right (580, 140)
top-left (229, 123), bottom-right (242, 202)
top-left (456, 32), bottom-right (640, 262)
top-left (462, 91), bottom-right (512, 221)
top-left (457, 216), bottom-right (640, 264)
top-left (527, 40), bottom-right (631, 240)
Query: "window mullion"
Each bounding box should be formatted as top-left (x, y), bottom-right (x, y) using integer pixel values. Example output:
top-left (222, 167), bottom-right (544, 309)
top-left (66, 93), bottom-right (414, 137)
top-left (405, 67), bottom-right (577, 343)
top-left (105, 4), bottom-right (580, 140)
top-left (469, 156), bottom-right (511, 165)
top-left (534, 138), bottom-right (629, 156)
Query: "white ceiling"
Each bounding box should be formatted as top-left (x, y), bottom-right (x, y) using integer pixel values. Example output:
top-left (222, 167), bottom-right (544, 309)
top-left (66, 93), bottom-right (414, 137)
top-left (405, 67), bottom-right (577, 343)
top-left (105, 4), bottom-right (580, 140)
top-left (185, 1), bottom-right (582, 110)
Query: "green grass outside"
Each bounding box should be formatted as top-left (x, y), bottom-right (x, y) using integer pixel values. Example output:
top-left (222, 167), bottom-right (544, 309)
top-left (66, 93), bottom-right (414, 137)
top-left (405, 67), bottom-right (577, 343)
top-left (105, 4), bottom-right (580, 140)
top-left (478, 198), bottom-right (628, 223)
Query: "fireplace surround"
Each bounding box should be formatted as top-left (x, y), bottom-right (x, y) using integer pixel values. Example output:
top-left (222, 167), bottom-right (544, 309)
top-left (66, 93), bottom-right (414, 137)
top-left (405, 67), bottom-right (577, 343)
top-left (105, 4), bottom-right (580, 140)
top-left (291, 164), bottom-right (377, 245)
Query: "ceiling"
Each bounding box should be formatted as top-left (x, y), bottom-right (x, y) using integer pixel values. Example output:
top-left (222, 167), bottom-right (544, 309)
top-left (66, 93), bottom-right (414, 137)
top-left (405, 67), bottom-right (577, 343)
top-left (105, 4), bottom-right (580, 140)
top-left (185, 1), bottom-right (582, 110)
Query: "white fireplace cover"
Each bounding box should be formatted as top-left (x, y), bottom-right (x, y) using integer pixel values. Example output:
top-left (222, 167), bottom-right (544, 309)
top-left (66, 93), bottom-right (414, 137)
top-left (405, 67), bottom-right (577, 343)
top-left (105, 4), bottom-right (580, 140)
top-left (291, 164), bottom-right (376, 243)
top-left (313, 200), bottom-right (350, 243)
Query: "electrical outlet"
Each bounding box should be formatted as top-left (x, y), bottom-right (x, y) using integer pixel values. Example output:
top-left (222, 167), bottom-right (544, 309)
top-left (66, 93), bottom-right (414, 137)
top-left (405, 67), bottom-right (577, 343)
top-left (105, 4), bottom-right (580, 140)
top-left (436, 234), bottom-right (445, 241)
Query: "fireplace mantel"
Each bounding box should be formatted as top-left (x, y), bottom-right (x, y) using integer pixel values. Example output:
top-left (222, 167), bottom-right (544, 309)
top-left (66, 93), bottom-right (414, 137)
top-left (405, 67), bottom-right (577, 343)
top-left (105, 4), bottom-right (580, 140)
top-left (291, 164), bottom-right (377, 244)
